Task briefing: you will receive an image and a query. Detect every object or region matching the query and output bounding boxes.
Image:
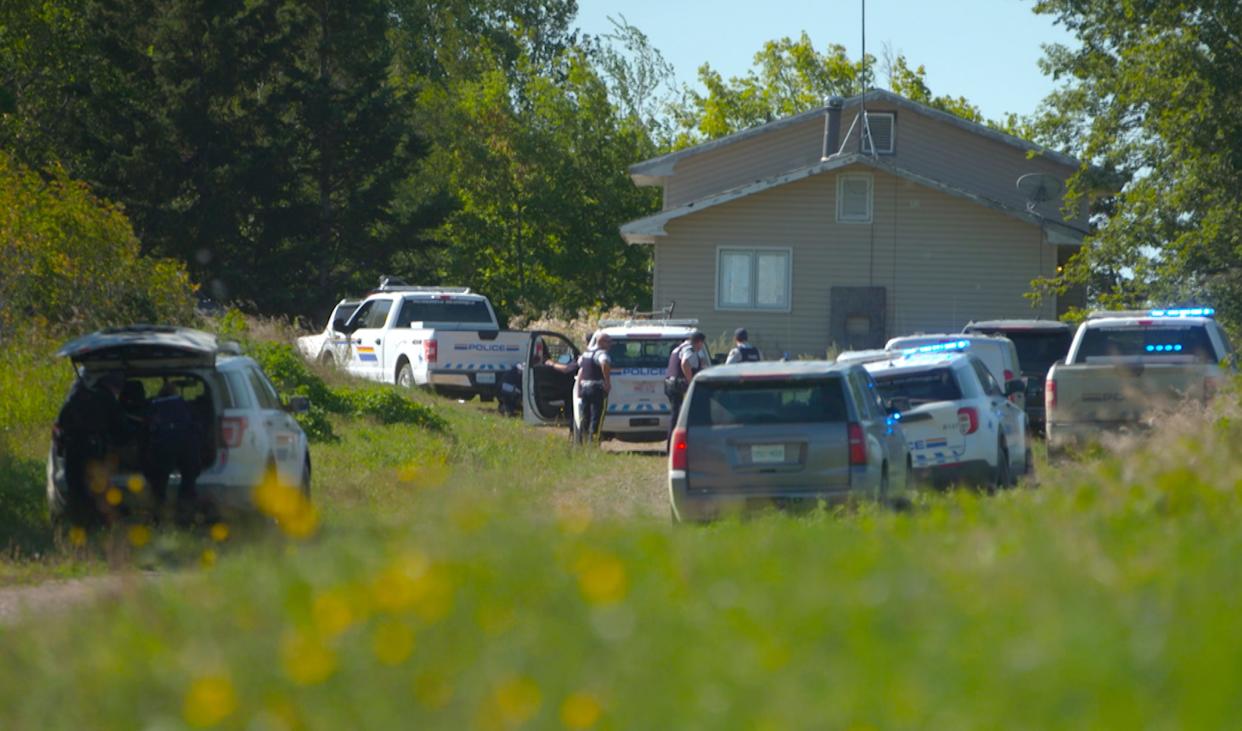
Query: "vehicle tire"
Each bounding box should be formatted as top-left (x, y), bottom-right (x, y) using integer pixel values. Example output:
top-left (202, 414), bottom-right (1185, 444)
top-left (318, 352), bottom-right (335, 368)
top-left (992, 441), bottom-right (1011, 493)
top-left (396, 360), bottom-right (414, 389)
top-left (479, 392), bottom-right (494, 403)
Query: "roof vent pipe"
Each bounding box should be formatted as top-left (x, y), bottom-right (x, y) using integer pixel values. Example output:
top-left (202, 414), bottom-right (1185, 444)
top-left (821, 96), bottom-right (845, 162)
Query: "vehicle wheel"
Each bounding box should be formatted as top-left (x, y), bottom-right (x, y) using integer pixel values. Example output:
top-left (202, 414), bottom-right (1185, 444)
top-left (992, 442), bottom-right (1011, 493)
top-left (396, 361), bottom-right (414, 388)
top-left (479, 392), bottom-right (494, 403)
top-left (318, 352), bottom-right (335, 368)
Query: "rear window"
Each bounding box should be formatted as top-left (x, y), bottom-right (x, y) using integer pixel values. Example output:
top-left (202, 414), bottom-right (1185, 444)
top-left (1078, 325), bottom-right (1218, 363)
top-left (687, 378), bottom-right (849, 427)
top-left (608, 338), bottom-right (681, 369)
top-left (396, 298), bottom-right (495, 327)
top-left (873, 368), bottom-right (963, 405)
top-left (972, 329), bottom-right (1072, 375)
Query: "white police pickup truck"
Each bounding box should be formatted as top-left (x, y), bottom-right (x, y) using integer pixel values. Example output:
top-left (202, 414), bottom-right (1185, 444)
top-left (334, 286), bottom-right (528, 401)
top-left (1045, 307), bottom-right (1236, 452)
top-left (865, 341), bottom-right (1029, 488)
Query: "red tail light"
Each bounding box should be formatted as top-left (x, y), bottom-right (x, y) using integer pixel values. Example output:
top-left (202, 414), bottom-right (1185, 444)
top-left (1004, 369), bottom-right (1014, 383)
top-left (220, 416), bottom-right (248, 448)
top-left (424, 339), bottom-right (438, 364)
top-left (1046, 378), bottom-right (1057, 410)
top-left (670, 428), bottom-right (688, 470)
top-left (847, 422), bottom-right (867, 465)
top-left (957, 407), bottom-right (979, 435)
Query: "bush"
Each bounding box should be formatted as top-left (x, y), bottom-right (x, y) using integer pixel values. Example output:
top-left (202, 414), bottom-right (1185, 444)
top-left (339, 387), bottom-right (448, 431)
top-left (0, 153), bottom-right (195, 334)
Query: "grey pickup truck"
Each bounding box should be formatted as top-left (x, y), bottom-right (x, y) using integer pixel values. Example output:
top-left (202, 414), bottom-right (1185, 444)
top-left (1045, 308), bottom-right (1235, 452)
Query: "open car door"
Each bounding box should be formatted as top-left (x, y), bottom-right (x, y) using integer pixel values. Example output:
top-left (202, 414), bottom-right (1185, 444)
top-left (522, 331), bottom-right (580, 425)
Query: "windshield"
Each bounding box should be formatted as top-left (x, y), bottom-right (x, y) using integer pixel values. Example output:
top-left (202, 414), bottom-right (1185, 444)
top-left (608, 338), bottom-right (683, 370)
top-left (687, 378), bottom-right (848, 427)
top-left (396, 298), bottom-right (495, 326)
top-left (1078, 325), bottom-right (1218, 363)
top-left (872, 368), bottom-right (963, 405)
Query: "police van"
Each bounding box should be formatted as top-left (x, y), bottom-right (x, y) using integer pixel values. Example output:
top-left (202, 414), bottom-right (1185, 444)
top-left (576, 319), bottom-right (707, 442)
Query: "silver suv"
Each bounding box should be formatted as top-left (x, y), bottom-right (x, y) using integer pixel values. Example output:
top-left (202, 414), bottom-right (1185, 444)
top-left (668, 361), bottom-right (910, 521)
top-left (48, 326), bottom-right (311, 523)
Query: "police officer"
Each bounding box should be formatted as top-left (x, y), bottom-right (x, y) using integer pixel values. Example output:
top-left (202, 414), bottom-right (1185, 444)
top-left (55, 371), bottom-right (127, 526)
top-left (143, 380), bottom-right (203, 525)
top-left (725, 328), bottom-right (763, 364)
top-left (665, 331), bottom-right (709, 445)
top-left (575, 333), bottom-right (612, 445)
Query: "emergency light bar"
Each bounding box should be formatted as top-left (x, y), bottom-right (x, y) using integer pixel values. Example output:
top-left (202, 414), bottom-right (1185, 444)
top-left (1145, 344), bottom-right (1184, 352)
top-left (1149, 307), bottom-right (1214, 318)
top-left (902, 340), bottom-right (970, 357)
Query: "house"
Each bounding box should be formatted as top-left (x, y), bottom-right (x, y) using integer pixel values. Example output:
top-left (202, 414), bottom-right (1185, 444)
top-left (620, 89), bottom-right (1088, 357)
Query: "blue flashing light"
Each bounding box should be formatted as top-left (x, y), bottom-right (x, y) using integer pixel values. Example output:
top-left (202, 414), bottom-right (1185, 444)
top-left (1149, 307), bottom-right (1215, 318)
top-left (902, 339), bottom-right (970, 357)
top-left (1145, 343), bottom-right (1186, 353)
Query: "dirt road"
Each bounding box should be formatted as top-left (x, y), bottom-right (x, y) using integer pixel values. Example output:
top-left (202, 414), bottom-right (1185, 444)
top-left (0, 575), bottom-right (145, 626)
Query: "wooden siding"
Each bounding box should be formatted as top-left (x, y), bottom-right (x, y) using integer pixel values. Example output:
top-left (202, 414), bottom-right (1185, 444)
top-left (653, 167), bottom-right (1058, 357)
top-left (664, 116), bottom-right (825, 208)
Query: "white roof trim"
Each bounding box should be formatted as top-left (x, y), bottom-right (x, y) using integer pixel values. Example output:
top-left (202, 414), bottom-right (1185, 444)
top-left (628, 89), bottom-right (1082, 184)
top-left (620, 154), bottom-right (1088, 246)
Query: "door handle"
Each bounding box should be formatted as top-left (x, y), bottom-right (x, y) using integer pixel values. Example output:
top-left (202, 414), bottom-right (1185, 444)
top-left (374, 339), bottom-right (381, 345)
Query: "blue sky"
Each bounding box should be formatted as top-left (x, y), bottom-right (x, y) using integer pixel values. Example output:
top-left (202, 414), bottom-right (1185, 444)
top-left (574, 0), bottom-right (1075, 121)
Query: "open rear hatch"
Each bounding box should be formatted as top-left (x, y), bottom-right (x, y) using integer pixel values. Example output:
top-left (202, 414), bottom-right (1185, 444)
top-left (57, 326), bottom-right (224, 370)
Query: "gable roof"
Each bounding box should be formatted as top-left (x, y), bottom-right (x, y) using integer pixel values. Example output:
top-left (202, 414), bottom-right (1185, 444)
top-left (619, 153), bottom-right (1088, 245)
top-left (629, 88), bottom-right (1081, 185)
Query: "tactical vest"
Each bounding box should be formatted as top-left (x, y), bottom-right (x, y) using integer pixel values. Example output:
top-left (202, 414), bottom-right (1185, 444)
top-left (579, 349), bottom-right (605, 381)
top-left (666, 342), bottom-right (701, 379)
top-left (736, 343), bottom-right (762, 362)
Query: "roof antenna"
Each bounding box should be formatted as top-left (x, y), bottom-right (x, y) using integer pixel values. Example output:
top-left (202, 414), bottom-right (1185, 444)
top-left (860, 0), bottom-right (874, 157)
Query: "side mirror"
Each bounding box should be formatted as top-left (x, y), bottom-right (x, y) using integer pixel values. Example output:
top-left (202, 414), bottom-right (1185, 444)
top-left (886, 396), bottom-right (911, 414)
top-left (286, 395), bottom-right (310, 414)
top-left (333, 317), bottom-right (355, 334)
top-left (1004, 379), bottom-right (1025, 396)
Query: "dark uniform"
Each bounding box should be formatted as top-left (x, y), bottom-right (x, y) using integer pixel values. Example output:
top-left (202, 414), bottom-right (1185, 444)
top-left (665, 339), bottom-right (706, 443)
top-left (576, 347), bottom-right (608, 445)
top-left (727, 342), bottom-right (762, 363)
top-left (55, 376), bottom-right (126, 525)
top-left (143, 390), bottom-right (203, 523)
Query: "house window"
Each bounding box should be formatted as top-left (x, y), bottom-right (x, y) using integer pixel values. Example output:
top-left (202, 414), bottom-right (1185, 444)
top-left (717, 248), bottom-right (791, 311)
top-left (837, 173), bottom-right (873, 223)
top-left (862, 112), bottom-right (895, 155)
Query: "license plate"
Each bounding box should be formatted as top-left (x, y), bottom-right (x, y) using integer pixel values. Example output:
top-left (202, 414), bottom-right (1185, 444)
top-left (475, 372), bottom-right (496, 384)
top-left (632, 382), bottom-right (656, 394)
top-left (751, 444), bottom-right (786, 464)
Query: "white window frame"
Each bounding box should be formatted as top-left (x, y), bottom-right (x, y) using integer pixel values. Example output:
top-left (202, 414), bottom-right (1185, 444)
top-left (714, 246), bottom-right (792, 313)
top-left (862, 112), bottom-right (895, 155)
top-left (836, 173), bottom-right (874, 224)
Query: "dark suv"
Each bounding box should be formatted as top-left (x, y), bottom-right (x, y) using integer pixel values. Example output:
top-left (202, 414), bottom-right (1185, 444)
top-left (962, 319), bottom-right (1073, 434)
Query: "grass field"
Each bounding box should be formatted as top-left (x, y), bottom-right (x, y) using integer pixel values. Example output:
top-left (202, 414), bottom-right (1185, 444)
top-left (3, 336), bottom-right (1242, 728)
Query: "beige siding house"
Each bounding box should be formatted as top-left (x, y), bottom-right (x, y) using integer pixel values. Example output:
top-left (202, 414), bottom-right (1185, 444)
top-left (621, 89), bottom-right (1087, 357)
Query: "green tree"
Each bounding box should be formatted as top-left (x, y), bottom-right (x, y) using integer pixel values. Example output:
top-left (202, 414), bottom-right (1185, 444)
top-left (675, 34), bottom-right (1005, 143)
top-left (422, 46), bottom-right (658, 319)
top-left (0, 152), bottom-right (194, 334)
top-left (1028, 1), bottom-right (1242, 322)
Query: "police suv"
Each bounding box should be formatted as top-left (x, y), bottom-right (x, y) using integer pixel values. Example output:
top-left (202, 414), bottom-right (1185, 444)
top-left (333, 285), bottom-right (527, 401)
top-left (864, 341), bottom-right (1029, 488)
top-left (575, 319), bottom-right (708, 442)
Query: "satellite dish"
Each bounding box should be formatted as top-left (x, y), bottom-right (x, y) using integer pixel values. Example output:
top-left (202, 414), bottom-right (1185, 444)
top-left (1016, 173), bottom-right (1065, 212)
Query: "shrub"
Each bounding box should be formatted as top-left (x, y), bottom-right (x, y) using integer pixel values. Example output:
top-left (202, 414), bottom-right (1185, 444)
top-left (0, 153), bottom-right (195, 334)
top-left (340, 387), bottom-right (448, 431)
